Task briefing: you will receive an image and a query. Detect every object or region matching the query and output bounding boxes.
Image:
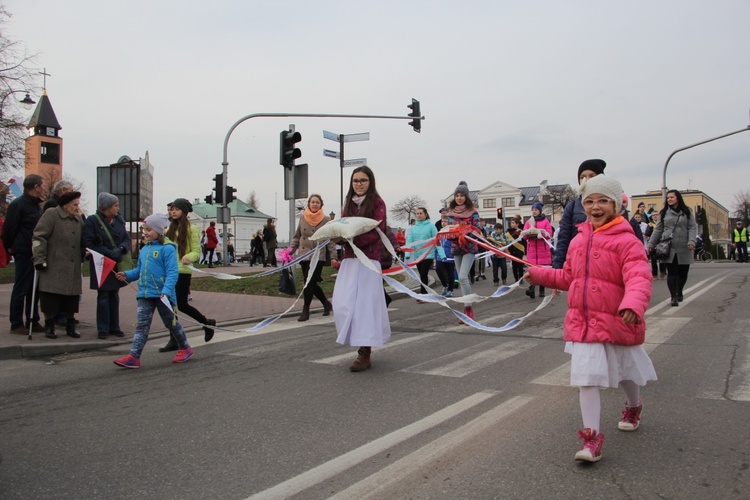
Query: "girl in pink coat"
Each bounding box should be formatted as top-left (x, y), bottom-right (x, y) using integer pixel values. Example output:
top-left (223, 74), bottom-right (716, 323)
top-left (522, 202), bottom-right (553, 298)
top-left (524, 176), bottom-right (655, 463)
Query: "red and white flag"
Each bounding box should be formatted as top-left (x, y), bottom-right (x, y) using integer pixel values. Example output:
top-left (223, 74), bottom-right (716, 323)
top-left (87, 248), bottom-right (117, 287)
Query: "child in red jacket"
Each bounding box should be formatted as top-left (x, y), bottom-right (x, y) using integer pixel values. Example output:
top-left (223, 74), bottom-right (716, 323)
top-left (524, 176), bottom-right (655, 463)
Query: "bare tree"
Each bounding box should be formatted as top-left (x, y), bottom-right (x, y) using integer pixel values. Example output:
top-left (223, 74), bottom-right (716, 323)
top-left (245, 190), bottom-right (260, 209)
top-left (541, 184), bottom-right (576, 221)
top-left (0, 5), bottom-right (39, 176)
top-left (732, 190), bottom-right (750, 225)
top-left (38, 169), bottom-right (87, 210)
top-left (390, 195), bottom-right (426, 224)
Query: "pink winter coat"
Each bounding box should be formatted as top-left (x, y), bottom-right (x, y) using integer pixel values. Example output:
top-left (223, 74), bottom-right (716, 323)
top-left (528, 217), bottom-right (652, 346)
top-left (523, 216), bottom-right (554, 265)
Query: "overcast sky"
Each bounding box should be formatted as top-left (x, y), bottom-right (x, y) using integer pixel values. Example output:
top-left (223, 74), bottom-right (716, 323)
top-left (6, 0), bottom-right (750, 238)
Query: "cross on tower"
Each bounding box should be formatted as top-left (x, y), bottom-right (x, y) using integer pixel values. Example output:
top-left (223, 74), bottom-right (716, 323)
top-left (39, 68), bottom-right (51, 89)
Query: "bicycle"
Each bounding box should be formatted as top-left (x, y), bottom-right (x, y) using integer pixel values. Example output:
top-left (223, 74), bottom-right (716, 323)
top-left (695, 249), bottom-right (713, 262)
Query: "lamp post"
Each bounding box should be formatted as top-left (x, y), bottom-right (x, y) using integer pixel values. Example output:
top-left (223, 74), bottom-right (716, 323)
top-left (662, 114), bottom-right (750, 203)
top-left (0, 90), bottom-right (36, 118)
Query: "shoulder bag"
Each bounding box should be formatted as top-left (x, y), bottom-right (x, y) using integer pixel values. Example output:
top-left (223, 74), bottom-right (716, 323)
top-left (654, 213), bottom-right (681, 260)
top-left (94, 214), bottom-right (133, 272)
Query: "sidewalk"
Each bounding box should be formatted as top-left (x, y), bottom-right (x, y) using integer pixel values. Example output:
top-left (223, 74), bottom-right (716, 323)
top-left (0, 263), bottom-right (425, 360)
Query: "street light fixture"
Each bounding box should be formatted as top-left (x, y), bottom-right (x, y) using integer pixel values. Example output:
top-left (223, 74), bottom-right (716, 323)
top-left (0, 90), bottom-right (36, 117)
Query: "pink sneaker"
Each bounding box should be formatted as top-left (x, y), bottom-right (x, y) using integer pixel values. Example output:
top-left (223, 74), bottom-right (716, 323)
top-left (172, 346), bottom-right (193, 363)
top-left (114, 354), bottom-right (140, 369)
top-left (618, 400), bottom-right (643, 431)
top-left (575, 428), bottom-right (604, 462)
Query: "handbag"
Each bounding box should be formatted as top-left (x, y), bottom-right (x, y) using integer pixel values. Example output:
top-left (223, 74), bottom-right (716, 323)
top-left (654, 238), bottom-right (672, 260)
top-left (94, 214), bottom-right (133, 272)
top-left (279, 268), bottom-right (296, 295)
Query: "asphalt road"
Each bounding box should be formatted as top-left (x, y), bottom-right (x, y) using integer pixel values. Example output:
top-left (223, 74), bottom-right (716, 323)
top-left (1, 262), bottom-right (748, 499)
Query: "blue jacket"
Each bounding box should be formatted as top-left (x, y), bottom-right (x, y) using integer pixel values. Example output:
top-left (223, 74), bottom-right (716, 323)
top-left (406, 219), bottom-right (437, 260)
top-left (553, 197), bottom-right (586, 269)
top-left (435, 236), bottom-right (454, 262)
top-left (124, 239), bottom-right (179, 305)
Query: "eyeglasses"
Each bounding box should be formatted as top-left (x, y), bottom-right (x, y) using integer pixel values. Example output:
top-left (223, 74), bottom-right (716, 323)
top-left (352, 178), bottom-right (369, 184)
top-left (582, 198), bottom-right (614, 208)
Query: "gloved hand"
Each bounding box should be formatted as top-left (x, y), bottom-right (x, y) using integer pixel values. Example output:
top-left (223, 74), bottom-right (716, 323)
top-left (35, 262), bottom-right (47, 271)
top-left (110, 246), bottom-right (124, 261)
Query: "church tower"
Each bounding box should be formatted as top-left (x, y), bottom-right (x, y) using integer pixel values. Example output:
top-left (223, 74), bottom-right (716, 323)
top-left (25, 90), bottom-right (63, 183)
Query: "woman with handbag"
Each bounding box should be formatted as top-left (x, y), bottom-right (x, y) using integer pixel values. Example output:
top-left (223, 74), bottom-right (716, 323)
top-left (289, 194), bottom-right (337, 321)
top-left (647, 189), bottom-right (697, 307)
top-left (83, 193), bottom-right (133, 339)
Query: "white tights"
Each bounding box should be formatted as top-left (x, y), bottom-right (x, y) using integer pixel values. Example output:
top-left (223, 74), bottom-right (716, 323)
top-left (579, 381), bottom-right (641, 432)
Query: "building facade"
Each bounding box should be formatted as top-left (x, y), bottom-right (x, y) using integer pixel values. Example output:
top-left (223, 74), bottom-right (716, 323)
top-left (189, 199), bottom-right (273, 256)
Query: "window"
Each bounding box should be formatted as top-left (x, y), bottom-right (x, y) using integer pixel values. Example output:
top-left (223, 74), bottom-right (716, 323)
top-left (40, 142), bottom-right (60, 164)
top-left (502, 197), bottom-right (515, 208)
top-left (483, 199), bottom-right (496, 208)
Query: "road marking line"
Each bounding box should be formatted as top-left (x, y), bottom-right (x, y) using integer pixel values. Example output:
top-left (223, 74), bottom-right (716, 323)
top-left (660, 273), bottom-right (729, 316)
top-left (403, 339), bottom-right (537, 377)
top-left (646, 273), bottom-right (729, 316)
top-left (310, 332), bottom-right (440, 365)
top-left (246, 391), bottom-right (500, 500)
top-left (328, 395), bottom-right (534, 500)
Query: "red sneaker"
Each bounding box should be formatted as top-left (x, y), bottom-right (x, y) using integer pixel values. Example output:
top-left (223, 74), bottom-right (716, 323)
top-left (114, 354), bottom-right (140, 369)
top-left (172, 346), bottom-right (194, 363)
top-left (575, 428), bottom-right (604, 462)
top-left (618, 400), bottom-right (643, 431)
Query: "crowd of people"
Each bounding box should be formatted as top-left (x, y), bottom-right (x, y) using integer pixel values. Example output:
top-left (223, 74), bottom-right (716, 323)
top-left (2, 162), bottom-right (746, 464)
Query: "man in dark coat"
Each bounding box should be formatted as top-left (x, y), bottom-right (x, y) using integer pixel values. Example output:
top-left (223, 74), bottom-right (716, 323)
top-left (2, 174), bottom-right (45, 334)
top-left (82, 193), bottom-right (132, 339)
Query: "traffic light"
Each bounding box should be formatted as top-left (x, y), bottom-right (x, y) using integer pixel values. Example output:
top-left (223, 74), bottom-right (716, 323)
top-left (496, 207), bottom-right (503, 220)
top-left (225, 185), bottom-right (237, 204)
top-left (408, 98), bottom-right (421, 133)
top-left (213, 174), bottom-right (224, 204)
top-left (279, 129), bottom-right (302, 168)
top-left (204, 194), bottom-right (213, 205)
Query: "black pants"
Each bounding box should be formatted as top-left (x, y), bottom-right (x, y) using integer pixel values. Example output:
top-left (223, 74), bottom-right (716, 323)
top-left (176, 273), bottom-right (208, 324)
top-left (206, 247), bottom-right (215, 265)
top-left (491, 256), bottom-right (507, 283)
top-left (266, 248), bottom-right (277, 267)
top-left (300, 260), bottom-right (328, 308)
top-left (416, 259), bottom-right (433, 294)
top-left (9, 253), bottom-right (40, 327)
top-left (435, 261), bottom-right (455, 291)
top-left (650, 252), bottom-right (667, 276)
top-left (666, 256), bottom-right (690, 297)
top-left (737, 242), bottom-right (748, 263)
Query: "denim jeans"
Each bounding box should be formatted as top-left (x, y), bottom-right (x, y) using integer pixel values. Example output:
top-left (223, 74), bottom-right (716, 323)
top-left (96, 290), bottom-right (120, 334)
top-left (453, 253), bottom-right (476, 306)
top-left (131, 298), bottom-right (188, 358)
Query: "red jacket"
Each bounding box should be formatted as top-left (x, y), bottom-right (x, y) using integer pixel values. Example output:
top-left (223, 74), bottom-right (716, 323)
top-left (342, 196), bottom-right (387, 260)
top-left (529, 217), bottom-right (652, 346)
top-left (205, 225), bottom-right (218, 249)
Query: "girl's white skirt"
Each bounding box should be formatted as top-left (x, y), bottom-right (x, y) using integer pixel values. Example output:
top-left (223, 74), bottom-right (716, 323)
top-left (565, 342), bottom-right (657, 388)
top-left (333, 258), bottom-right (391, 347)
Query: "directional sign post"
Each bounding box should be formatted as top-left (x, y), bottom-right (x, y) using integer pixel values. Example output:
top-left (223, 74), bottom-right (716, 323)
top-left (322, 131), bottom-right (371, 210)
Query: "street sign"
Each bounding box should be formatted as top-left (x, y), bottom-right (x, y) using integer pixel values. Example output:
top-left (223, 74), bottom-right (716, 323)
top-left (323, 149), bottom-right (340, 159)
top-left (343, 158), bottom-right (367, 168)
top-left (323, 130), bottom-right (339, 142)
top-left (342, 132), bottom-right (370, 143)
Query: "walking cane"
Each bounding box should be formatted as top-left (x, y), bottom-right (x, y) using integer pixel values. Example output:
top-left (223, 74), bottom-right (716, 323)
top-left (29, 268), bottom-right (39, 340)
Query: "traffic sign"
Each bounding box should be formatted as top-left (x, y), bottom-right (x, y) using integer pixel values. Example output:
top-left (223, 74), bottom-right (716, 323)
top-left (342, 132), bottom-right (370, 143)
top-left (323, 149), bottom-right (340, 159)
top-left (343, 158), bottom-right (367, 168)
top-left (323, 130), bottom-right (339, 142)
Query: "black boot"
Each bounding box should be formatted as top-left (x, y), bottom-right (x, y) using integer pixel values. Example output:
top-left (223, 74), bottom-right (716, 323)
top-left (66, 319), bottom-right (81, 338)
top-left (671, 295), bottom-right (679, 307)
top-left (539, 286), bottom-right (545, 298)
top-left (44, 320), bottom-right (57, 339)
top-left (298, 306), bottom-right (310, 322)
top-left (525, 286), bottom-right (536, 299)
top-left (159, 334), bottom-right (178, 352)
top-left (204, 319), bottom-right (216, 342)
top-left (322, 300), bottom-right (333, 317)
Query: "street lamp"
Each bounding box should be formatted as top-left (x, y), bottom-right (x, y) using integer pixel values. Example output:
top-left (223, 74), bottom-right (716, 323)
top-left (0, 90), bottom-right (36, 118)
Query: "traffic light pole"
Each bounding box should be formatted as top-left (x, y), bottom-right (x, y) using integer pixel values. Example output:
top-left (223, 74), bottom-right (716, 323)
top-left (220, 110), bottom-right (425, 264)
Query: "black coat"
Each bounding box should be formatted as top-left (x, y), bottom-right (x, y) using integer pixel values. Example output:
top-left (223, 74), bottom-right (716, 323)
top-left (2, 193), bottom-right (43, 256)
top-left (82, 211), bottom-right (132, 291)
